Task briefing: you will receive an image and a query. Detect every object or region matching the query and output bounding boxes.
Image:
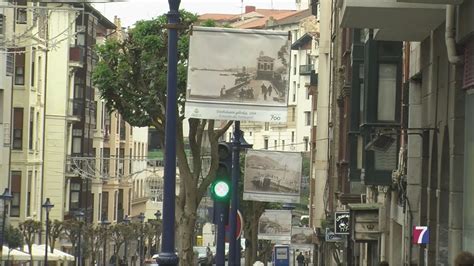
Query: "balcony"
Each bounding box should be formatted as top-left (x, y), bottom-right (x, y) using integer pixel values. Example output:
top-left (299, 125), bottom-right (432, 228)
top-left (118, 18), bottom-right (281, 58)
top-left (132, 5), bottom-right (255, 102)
top-left (69, 46), bottom-right (84, 68)
top-left (67, 99), bottom-right (82, 122)
top-left (299, 64), bottom-right (315, 75)
top-left (340, 0), bottom-right (446, 41)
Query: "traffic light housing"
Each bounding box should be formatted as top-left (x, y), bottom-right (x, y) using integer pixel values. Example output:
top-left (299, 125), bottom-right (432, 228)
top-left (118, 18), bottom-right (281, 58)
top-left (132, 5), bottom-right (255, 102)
top-left (211, 142), bottom-right (232, 202)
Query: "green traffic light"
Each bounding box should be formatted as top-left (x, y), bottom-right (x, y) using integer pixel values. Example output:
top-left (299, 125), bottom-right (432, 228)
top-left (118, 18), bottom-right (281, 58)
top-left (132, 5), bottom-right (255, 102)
top-left (213, 180), bottom-right (230, 198)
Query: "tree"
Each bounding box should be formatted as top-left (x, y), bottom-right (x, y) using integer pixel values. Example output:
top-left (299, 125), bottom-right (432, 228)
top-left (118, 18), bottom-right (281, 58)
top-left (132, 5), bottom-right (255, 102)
top-left (4, 225), bottom-right (24, 266)
top-left (109, 223), bottom-right (137, 265)
top-left (93, 11), bottom-right (232, 265)
top-left (47, 220), bottom-right (63, 251)
top-left (18, 219), bottom-right (41, 264)
top-left (84, 224), bottom-right (102, 265)
top-left (62, 219), bottom-right (82, 260)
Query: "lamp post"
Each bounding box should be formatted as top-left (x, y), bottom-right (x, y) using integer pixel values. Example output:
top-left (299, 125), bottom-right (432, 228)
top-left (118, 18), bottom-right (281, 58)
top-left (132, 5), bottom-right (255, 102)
top-left (0, 188), bottom-right (13, 254)
top-left (42, 198), bottom-right (54, 266)
top-left (154, 210), bottom-right (161, 254)
top-left (229, 124), bottom-right (252, 265)
top-left (123, 215), bottom-right (131, 265)
top-left (75, 210), bottom-right (85, 266)
top-left (157, 1), bottom-right (181, 265)
top-left (138, 212), bottom-right (145, 265)
top-left (100, 218), bottom-right (111, 266)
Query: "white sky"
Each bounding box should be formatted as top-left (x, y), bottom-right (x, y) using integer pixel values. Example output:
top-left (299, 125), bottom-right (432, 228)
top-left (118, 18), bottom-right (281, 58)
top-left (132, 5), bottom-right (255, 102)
top-left (93, 0), bottom-right (297, 28)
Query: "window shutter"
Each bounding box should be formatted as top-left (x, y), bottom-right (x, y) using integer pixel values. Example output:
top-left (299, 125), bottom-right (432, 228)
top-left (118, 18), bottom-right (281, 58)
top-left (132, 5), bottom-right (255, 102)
top-left (463, 40), bottom-right (474, 89)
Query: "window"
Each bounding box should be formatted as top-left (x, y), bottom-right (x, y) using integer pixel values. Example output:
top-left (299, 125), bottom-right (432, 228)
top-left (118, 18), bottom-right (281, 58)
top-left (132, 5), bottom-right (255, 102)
top-left (305, 111), bottom-right (311, 126)
top-left (14, 52), bottom-right (25, 85)
top-left (30, 48), bottom-right (35, 87)
top-left (282, 140), bottom-right (285, 151)
top-left (304, 137), bottom-right (309, 151)
top-left (13, 108), bottom-right (23, 150)
top-left (249, 131), bottom-right (252, 136)
top-left (306, 87), bottom-right (310, 100)
top-left (264, 122), bottom-right (269, 131)
top-left (27, 171), bottom-right (32, 216)
top-left (72, 129), bottom-right (82, 154)
top-left (6, 52), bottom-right (13, 76)
top-left (29, 108), bottom-right (34, 150)
top-left (70, 180), bottom-right (81, 210)
top-left (101, 191), bottom-right (109, 220)
top-left (229, 132), bottom-right (232, 142)
top-left (114, 191), bottom-right (118, 220)
top-left (291, 131), bottom-right (295, 143)
top-left (0, 14), bottom-right (5, 35)
top-left (293, 81), bottom-right (296, 102)
top-left (264, 138), bottom-right (268, 150)
top-left (10, 171), bottom-right (21, 217)
top-left (293, 54), bottom-right (297, 75)
top-left (377, 64), bottom-right (397, 121)
top-left (292, 107), bottom-right (296, 122)
top-left (274, 140), bottom-right (277, 149)
top-left (16, 0), bottom-right (27, 24)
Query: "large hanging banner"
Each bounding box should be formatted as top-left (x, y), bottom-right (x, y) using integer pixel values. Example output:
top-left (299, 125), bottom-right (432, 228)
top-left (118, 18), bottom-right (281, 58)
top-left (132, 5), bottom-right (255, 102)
top-left (185, 26), bottom-right (290, 122)
top-left (243, 150), bottom-right (302, 203)
top-left (258, 210), bottom-right (292, 241)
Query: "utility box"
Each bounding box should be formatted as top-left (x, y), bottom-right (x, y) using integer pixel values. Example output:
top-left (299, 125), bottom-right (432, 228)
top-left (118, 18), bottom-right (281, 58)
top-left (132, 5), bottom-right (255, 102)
top-left (349, 203), bottom-right (381, 242)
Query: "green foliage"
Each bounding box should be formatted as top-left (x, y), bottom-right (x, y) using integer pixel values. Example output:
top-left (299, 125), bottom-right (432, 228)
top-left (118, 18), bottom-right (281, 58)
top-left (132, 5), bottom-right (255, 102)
top-left (4, 225), bottom-right (23, 249)
top-left (19, 219), bottom-right (41, 263)
top-left (48, 219), bottom-right (64, 251)
top-left (201, 19), bottom-right (216, 27)
top-left (62, 219), bottom-right (83, 251)
top-left (300, 217), bottom-right (309, 227)
top-left (93, 11), bottom-right (198, 128)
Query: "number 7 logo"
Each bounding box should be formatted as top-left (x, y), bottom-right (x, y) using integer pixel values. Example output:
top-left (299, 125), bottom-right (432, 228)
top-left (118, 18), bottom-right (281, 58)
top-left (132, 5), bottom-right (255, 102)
top-left (413, 226), bottom-right (429, 244)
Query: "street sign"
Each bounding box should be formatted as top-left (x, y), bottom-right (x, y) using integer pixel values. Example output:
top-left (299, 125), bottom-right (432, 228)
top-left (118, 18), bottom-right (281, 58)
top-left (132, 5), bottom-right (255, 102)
top-left (225, 210), bottom-right (243, 241)
top-left (334, 211), bottom-right (350, 235)
top-left (325, 228), bottom-right (345, 242)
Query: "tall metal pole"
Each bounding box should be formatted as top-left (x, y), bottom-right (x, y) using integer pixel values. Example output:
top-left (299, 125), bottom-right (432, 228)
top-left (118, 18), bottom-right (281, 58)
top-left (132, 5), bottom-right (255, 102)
top-left (229, 121), bottom-right (241, 265)
top-left (157, 2), bottom-right (180, 265)
top-left (215, 202), bottom-right (226, 265)
top-left (44, 211), bottom-right (49, 266)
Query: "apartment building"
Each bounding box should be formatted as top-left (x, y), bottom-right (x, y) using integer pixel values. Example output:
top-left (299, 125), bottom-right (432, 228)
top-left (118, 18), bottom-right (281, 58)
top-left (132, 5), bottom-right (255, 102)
top-left (0, 0), bottom-right (14, 210)
top-left (312, 0), bottom-right (474, 265)
top-left (8, 1), bottom-right (48, 226)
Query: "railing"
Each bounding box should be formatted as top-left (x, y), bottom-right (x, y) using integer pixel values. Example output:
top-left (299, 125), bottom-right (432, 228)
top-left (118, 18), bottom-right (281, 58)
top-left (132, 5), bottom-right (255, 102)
top-left (299, 64), bottom-right (315, 75)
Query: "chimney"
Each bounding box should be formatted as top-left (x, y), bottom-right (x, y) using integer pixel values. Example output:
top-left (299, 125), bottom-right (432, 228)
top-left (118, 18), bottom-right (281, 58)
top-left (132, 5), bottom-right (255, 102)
top-left (245, 6), bottom-right (256, 13)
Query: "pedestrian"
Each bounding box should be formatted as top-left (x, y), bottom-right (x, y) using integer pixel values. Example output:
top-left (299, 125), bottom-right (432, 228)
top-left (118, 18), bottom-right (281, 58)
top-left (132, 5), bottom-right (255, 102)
top-left (454, 251), bottom-right (474, 266)
top-left (296, 252), bottom-right (305, 266)
top-left (206, 246), bottom-right (213, 266)
top-left (268, 84), bottom-right (273, 96)
top-left (220, 85), bottom-right (226, 97)
top-left (261, 84), bottom-right (267, 100)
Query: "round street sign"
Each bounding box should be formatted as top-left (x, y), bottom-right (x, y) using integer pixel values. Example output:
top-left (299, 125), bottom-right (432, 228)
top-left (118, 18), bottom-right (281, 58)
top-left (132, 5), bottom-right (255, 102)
top-left (225, 210), bottom-right (244, 242)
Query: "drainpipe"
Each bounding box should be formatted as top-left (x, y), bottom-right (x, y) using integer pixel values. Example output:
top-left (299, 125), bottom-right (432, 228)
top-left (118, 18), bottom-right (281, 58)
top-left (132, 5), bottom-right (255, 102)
top-left (445, 5), bottom-right (463, 65)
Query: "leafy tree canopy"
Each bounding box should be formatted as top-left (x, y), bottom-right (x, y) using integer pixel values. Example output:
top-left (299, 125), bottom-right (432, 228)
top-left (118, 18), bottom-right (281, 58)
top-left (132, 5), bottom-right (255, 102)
top-left (93, 11), bottom-right (198, 130)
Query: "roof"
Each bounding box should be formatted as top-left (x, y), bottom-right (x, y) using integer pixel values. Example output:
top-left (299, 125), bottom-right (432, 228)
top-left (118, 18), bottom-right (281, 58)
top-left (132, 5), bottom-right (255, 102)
top-left (79, 3), bottom-right (116, 30)
top-left (291, 32), bottom-right (317, 49)
top-left (234, 10), bottom-right (297, 29)
top-left (198, 13), bottom-right (239, 22)
top-left (268, 9), bottom-right (313, 27)
top-left (199, 8), bottom-right (298, 29)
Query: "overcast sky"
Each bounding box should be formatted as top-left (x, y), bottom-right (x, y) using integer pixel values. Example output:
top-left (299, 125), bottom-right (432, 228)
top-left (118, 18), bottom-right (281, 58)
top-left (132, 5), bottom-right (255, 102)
top-left (93, 0), bottom-right (297, 28)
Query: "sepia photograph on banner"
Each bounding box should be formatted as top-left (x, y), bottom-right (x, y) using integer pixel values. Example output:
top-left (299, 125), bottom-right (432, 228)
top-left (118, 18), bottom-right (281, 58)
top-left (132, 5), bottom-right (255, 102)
top-left (258, 210), bottom-right (292, 241)
top-left (185, 26), bottom-right (290, 122)
top-left (243, 149), bottom-right (303, 203)
top-left (291, 226), bottom-right (314, 245)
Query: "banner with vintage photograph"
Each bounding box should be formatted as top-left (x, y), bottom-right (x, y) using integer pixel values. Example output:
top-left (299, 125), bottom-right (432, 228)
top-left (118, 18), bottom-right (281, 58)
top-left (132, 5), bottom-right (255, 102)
top-left (243, 150), bottom-right (302, 203)
top-left (258, 210), bottom-right (292, 241)
top-left (185, 26), bottom-right (290, 122)
top-left (291, 227), bottom-right (314, 245)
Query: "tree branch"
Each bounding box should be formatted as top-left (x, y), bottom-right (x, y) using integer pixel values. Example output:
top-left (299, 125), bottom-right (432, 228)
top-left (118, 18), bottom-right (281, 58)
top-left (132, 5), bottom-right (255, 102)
top-left (214, 120), bottom-right (234, 140)
top-left (198, 120), bottom-right (218, 199)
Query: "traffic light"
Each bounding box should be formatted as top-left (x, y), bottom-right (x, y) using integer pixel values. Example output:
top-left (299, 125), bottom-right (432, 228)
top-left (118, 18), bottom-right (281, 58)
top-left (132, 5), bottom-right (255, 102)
top-left (211, 142), bottom-right (232, 202)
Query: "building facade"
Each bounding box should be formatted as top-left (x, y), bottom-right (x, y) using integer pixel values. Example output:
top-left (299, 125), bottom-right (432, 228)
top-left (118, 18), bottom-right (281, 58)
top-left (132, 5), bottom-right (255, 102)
top-left (311, 0), bottom-right (474, 265)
